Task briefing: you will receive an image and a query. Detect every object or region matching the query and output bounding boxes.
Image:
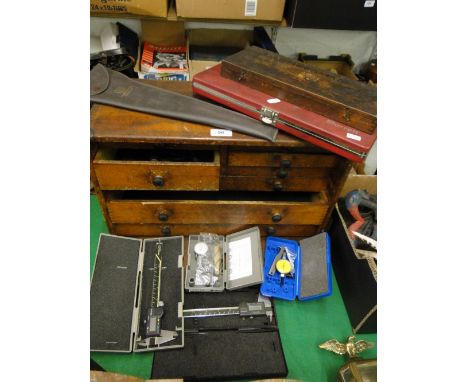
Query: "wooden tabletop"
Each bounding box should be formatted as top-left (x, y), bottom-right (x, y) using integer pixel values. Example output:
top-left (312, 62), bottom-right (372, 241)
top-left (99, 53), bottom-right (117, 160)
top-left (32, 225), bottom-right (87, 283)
top-left (90, 81), bottom-right (315, 149)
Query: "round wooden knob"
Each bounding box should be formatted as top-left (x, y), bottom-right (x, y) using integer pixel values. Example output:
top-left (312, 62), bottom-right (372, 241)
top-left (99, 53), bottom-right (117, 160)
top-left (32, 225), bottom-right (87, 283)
top-left (158, 212), bottom-right (169, 222)
top-left (266, 226), bottom-right (276, 235)
top-left (152, 175), bottom-right (164, 187)
top-left (272, 213), bottom-right (282, 223)
top-left (280, 159), bottom-right (291, 168)
top-left (161, 226), bottom-right (171, 236)
top-left (276, 168), bottom-right (288, 179)
top-left (273, 181), bottom-right (283, 192)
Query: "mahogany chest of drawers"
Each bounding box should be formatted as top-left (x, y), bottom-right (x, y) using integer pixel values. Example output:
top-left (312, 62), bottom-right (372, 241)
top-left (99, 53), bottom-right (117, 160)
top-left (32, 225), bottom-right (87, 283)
top-left (90, 81), bottom-right (351, 239)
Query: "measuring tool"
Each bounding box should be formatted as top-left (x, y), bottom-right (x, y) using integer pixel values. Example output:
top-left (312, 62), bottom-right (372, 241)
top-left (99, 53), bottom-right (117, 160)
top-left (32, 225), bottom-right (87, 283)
top-left (183, 302), bottom-right (271, 320)
top-left (146, 242), bottom-right (164, 337)
top-left (268, 246), bottom-right (294, 285)
top-left (276, 259), bottom-right (292, 274)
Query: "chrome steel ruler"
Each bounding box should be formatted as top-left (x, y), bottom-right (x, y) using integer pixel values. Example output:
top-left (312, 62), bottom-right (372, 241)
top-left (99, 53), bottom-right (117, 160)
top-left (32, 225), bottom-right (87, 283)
top-left (146, 242), bottom-right (164, 336)
top-left (183, 302), bottom-right (270, 319)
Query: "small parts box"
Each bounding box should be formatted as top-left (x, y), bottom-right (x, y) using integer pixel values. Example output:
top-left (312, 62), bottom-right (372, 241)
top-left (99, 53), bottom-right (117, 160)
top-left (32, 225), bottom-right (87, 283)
top-left (185, 227), bottom-right (264, 292)
top-left (260, 233), bottom-right (332, 301)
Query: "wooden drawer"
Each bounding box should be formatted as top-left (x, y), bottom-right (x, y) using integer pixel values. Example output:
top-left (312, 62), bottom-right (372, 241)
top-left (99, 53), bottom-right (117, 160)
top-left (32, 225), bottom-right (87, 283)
top-left (220, 176), bottom-right (328, 192)
top-left (107, 191), bottom-right (328, 226)
top-left (113, 223), bottom-right (319, 238)
top-left (93, 148), bottom-right (220, 191)
top-left (224, 151), bottom-right (338, 192)
top-left (225, 166), bottom-right (331, 177)
top-left (227, 151), bottom-right (338, 168)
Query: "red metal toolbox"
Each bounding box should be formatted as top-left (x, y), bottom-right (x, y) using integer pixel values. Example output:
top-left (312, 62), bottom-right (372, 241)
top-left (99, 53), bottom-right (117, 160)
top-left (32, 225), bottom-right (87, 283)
top-left (192, 64), bottom-right (376, 162)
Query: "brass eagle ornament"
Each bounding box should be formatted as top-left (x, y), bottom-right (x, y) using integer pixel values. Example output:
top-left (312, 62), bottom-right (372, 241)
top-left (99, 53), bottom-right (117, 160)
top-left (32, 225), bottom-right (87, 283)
top-left (319, 336), bottom-right (376, 382)
top-left (319, 336), bottom-right (374, 358)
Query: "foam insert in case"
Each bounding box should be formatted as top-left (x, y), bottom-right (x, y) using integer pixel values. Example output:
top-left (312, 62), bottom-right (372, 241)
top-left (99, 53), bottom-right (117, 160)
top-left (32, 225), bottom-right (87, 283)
top-left (90, 234), bottom-right (184, 352)
top-left (260, 232), bottom-right (332, 301)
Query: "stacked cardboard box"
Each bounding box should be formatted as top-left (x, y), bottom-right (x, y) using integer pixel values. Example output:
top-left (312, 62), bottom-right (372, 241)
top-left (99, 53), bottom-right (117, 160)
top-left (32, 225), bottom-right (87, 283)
top-left (176, 0), bottom-right (285, 22)
top-left (91, 0), bottom-right (168, 17)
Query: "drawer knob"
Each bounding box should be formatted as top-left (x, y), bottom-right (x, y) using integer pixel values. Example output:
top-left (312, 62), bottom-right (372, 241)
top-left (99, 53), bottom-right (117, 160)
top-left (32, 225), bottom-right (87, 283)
top-left (273, 181), bottom-right (283, 192)
top-left (280, 159), bottom-right (291, 168)
top-left (152, 175), bottom-right (165, 187)
top-left (272, 213), bottom-right (282, 223)
top-left (161, 226), bottom-right (171, 236)
top-left (266, 226), bottom-right (276, 235)
top-left (276, 168), bottom-right (288, 179)
top-left (158, 212), bottom-right (169, 222)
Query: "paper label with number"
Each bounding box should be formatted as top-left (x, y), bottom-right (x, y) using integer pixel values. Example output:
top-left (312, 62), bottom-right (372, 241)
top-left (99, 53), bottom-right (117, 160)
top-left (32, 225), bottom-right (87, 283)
top-left (210, 129), bottom-right (233, 137)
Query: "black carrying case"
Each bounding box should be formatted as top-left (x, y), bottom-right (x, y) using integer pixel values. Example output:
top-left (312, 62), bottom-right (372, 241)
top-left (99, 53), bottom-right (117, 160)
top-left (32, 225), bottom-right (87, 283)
top-left (329, 205), bottom-right (377, 333)
top-left (151, 287), bottom-right (288, 381)
top-left (90, 234), bottom-right (184, 352)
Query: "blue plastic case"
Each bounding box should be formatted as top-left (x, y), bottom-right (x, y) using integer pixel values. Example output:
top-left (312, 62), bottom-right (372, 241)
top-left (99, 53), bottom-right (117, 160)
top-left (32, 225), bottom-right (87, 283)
top-left (260, 233), bottom-right (332, 301)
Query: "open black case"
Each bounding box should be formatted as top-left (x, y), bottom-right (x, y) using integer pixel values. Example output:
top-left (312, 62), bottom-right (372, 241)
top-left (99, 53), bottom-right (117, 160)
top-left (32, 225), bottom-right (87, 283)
top-left (153, 227), bottom-right (288, 380)
top-left (91, 232), bottom-right (288, 380)
top-left (90, 234), bottom-right (184, 352)
top-left (151, 287), bottom-right (288, 381)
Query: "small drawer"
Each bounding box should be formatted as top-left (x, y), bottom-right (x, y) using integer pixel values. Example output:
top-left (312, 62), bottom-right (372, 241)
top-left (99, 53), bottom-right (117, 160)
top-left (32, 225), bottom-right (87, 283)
top-left (113, 223), bottom-right (319, 238)
top-left (93, 148), bottom-right (220, 191)
top-left (107, 191), bottom-right (328, 226)
top-left (225, 166), bottom-right (331, 178)
top-left (220, 175), bottom-right (328, 192)
top-left (227, 151), bottom-right (338, 168)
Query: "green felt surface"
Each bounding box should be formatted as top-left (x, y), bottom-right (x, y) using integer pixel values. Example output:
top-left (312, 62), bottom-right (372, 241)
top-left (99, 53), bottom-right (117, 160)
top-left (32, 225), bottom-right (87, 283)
top-left (90, 195), bottom-right (377, 381)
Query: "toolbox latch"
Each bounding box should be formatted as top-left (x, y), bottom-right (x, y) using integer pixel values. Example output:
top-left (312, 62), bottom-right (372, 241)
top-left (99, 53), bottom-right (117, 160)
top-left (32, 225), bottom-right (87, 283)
top-left (260, 107), bottom-right (278, 126)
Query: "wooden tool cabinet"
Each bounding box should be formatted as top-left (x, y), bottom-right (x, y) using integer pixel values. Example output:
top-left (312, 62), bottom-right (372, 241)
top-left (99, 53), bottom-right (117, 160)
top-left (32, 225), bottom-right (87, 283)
top-left (90, 81), bottom-right (351, 239)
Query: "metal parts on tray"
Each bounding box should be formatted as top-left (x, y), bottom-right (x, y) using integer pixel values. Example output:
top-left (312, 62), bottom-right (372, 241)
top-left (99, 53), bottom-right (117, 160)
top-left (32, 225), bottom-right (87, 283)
top-left (268, 246), bottom-right (296, 281)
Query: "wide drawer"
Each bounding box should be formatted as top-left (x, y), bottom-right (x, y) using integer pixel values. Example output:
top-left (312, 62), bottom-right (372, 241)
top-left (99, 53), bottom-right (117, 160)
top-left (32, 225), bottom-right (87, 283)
top-left (107, 191), bottom-right (328, 226)
top-left (113, 223), bottom-right (319, 238)
top-left (93, 148), bottom-right (220, 191)
top-left (227, 151), bottom-right (338, 168)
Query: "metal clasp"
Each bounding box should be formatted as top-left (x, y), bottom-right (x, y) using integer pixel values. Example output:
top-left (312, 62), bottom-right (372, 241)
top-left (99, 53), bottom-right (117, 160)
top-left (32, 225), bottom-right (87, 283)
top-left (260, 107), bottom-right (279, 126)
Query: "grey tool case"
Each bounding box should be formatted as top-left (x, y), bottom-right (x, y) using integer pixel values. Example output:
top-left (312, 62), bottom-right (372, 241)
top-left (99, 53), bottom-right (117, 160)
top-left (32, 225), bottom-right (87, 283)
top-left (185, 227), bottom-right (264, 292)
top-left (90, 234), bottom-right (184, 352)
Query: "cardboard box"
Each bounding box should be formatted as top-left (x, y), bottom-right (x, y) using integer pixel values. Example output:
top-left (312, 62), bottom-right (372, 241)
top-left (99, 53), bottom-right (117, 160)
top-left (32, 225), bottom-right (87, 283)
top-left (135, 20), bottom-right (187, 75)
top-left (176, 0), bottom-right (285, 22)
top-left (187, 28), bottom-right (252, 78)
top-left (340, 168), bottom-right (377, 197)
top-left (91, 0), bottom-right (168, 17)
top-left (189, 60), bottom-right (217, 78)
